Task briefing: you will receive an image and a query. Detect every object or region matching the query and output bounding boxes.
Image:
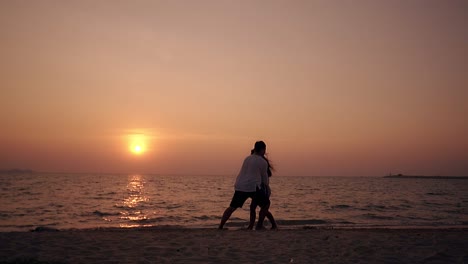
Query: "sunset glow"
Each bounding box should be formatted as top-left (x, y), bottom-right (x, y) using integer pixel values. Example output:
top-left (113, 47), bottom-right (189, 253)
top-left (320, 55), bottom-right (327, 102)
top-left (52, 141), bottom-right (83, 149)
top-left (0, 1), bottom-right (466, 176)
top-left (128, 134), bottom-right (148, 156)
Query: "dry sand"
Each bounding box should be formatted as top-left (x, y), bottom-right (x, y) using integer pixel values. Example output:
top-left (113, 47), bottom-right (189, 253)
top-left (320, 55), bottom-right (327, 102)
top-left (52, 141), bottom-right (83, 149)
top-left (0, 228), bottom-right (467, 263)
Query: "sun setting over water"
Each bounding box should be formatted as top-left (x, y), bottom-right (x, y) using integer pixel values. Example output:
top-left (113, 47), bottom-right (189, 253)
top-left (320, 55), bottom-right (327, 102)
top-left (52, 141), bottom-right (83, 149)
top-left (127, 133), bottom-right (149, 156)
top-left (0, 2), bottom-right (467, 263)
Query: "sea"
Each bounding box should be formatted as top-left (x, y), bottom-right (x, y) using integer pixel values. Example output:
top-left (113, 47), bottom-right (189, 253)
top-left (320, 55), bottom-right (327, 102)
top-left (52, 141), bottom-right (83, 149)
top-left (1, 173), bottom-right (467, 232)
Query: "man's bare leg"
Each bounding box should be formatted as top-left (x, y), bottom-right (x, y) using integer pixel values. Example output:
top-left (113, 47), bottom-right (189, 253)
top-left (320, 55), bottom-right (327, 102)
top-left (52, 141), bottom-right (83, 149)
top-left (219, 207), bottom-right (236, 229)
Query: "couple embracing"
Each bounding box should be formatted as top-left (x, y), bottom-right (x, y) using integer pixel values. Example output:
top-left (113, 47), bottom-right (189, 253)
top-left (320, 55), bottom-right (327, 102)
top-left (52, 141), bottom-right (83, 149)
top-left (219, 141), bottom-right (278, 230)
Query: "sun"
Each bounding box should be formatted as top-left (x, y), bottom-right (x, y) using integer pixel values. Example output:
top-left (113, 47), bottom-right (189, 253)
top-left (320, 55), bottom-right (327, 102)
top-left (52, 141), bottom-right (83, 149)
top-left (133, 145), bottom-right (142, 154)
top-left (127, 133), bottom-right (148, 155)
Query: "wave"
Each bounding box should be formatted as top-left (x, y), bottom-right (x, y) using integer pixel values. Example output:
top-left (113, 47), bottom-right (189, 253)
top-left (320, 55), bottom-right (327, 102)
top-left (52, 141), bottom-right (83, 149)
top-left (113, 204), bottom-right (151, 210)
top-left (47, 203), bottom-right (64, 208)
top-left (128, 216), bottom-right (185, 224)
top-left (226, 219), bottom-right (330, 228)
top-left (193, 215), bottom-right (219, 221)
top-left (358, 204), bottom-right (402, 212)
top-left (166, 205), bottom-right (183, 210)
top-left (426, 192), bottom-right (451, 196)
top-left (422, 201), bottom-right (446, 206)
top-left (276, 219), bottom-right (328, 225)
top-left (0, 224), bottom-right (35, 229)
top-left (0, 212), bottom-right (11, 219)
top-left (20, 191), bottom-right (42, 196)
top-left (361, 213), bottom-right (395, 220)
top-left (331, 204), bottom-right (351, 209)
top-left (92, 210), bottom-right (121, 217)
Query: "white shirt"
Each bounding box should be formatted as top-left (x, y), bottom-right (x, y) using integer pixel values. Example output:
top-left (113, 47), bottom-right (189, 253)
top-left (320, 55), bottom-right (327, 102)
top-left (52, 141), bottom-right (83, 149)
top-left (234, 154), bottom-right (269, 192)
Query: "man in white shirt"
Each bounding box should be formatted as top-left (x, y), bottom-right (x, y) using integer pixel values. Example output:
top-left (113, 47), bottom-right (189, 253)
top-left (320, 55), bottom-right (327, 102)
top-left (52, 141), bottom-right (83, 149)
top-left (218, 141), bottom-right (270, 229)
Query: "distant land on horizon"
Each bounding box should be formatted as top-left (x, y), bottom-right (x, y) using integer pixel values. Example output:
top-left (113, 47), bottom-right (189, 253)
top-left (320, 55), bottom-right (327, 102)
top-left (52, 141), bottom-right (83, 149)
top-left (384, 174), bottom-right (468, 180)
top-left (0, 169), bottom-right (384, 177)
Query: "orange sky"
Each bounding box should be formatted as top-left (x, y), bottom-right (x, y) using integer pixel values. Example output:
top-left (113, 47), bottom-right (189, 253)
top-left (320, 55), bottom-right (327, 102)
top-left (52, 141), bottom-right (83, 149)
top-left (1, 1), bottom-right (467, 176)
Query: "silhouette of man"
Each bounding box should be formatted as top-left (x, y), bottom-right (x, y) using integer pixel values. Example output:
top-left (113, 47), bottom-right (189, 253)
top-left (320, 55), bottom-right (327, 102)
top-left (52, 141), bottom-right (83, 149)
top-left (218, 141), bottom-right (269, 229)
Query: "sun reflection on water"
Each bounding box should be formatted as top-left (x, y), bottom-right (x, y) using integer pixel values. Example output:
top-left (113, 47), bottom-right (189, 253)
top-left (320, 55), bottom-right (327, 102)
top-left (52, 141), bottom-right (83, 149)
top-left (119, 174), bottom-right (151, 227)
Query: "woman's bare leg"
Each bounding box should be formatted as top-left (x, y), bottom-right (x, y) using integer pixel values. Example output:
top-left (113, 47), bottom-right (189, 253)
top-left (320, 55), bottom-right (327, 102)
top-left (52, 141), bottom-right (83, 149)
top-left (256, 203), bottom-right (269, 230)
top-left (247, 202), bottom-right (257, 230)
top-left (266, 211), bottom-right (278, 229)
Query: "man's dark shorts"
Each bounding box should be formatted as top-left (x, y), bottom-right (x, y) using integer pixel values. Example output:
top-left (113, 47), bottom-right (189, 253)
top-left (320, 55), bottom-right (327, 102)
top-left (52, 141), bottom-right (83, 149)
top-left (229, 188), bottom-right (269, 208)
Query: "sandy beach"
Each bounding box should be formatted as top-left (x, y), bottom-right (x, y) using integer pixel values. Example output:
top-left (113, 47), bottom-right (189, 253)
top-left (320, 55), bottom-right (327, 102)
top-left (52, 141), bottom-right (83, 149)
top-left (0, 228), bottom-right (467, 264)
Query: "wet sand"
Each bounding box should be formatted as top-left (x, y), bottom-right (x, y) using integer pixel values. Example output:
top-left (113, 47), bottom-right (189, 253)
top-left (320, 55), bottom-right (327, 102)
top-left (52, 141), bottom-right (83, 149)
top-left (0, 228), bottom-right (467, 263)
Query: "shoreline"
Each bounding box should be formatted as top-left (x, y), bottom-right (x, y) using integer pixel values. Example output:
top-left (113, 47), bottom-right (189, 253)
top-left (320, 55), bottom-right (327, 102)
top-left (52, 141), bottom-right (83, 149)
top-left (37, 225), bottom-right (468, 232)
top-left (2, 224), bottom-right (468, 233)
top-left (2, 222), bottom-right (468, 233)
top-left (6, 226), bottom-right (468, 233)
top-left (1, 228), bottom-right (467, 263)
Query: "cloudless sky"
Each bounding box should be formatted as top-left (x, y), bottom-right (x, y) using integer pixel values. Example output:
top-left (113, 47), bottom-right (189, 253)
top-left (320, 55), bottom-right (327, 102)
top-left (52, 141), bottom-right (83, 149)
top-left (1, 0), bottom-right (467, 176)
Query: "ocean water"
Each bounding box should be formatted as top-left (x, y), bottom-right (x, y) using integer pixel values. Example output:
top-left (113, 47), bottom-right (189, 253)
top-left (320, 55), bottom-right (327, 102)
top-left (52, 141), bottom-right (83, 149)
top-left (0, 173), bottom-right (467, 231)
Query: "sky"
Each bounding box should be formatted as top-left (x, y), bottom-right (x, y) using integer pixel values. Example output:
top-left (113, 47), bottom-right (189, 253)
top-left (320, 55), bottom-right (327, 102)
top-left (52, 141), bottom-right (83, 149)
top-left (1, 0), bottom-right (467, 176)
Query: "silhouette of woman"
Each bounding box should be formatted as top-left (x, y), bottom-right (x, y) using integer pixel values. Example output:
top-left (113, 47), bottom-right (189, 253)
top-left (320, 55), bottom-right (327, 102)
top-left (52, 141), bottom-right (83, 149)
top-left (247, 149), bottom-right (278, 230)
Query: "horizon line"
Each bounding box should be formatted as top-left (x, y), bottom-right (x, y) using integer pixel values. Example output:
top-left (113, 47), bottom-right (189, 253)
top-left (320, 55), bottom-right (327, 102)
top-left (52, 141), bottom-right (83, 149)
top-left (0, 169), bottom-right (389, 177)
